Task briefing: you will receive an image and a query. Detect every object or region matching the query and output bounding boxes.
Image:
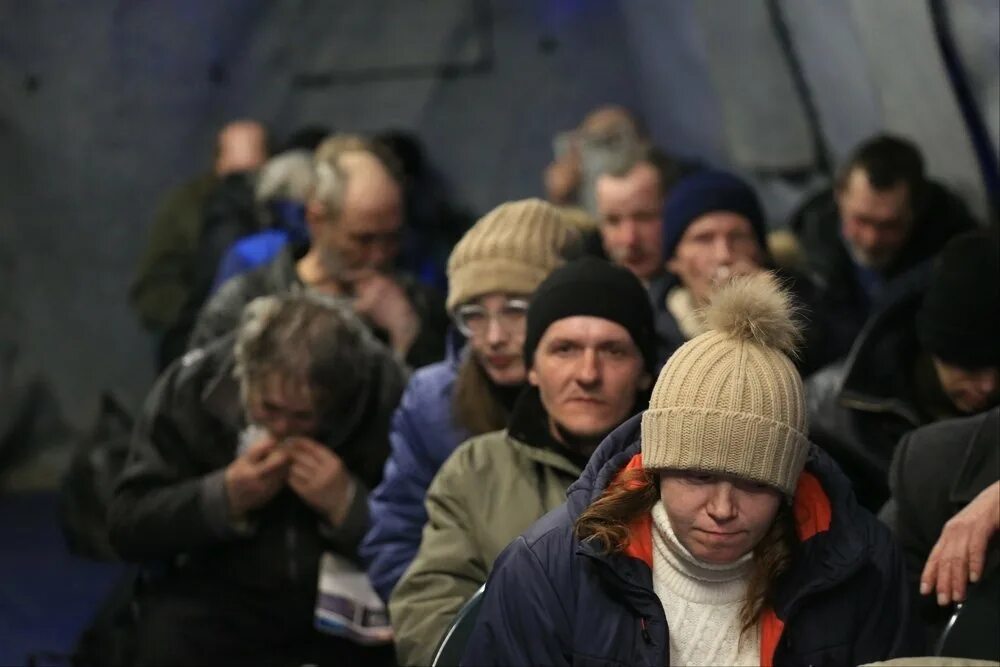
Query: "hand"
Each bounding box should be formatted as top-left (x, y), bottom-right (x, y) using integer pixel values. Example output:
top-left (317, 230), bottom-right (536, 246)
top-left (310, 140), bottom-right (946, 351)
top-left (544, 158), bottom-right (581, 205)
top-left (224, 436), bottom-right (290, 518)
top-left (286, 437), bottom-right (355, 526)
top-left (350, 271), bottom-right (420, 357)
top-left (921, 481), bottom-right (1000, 605)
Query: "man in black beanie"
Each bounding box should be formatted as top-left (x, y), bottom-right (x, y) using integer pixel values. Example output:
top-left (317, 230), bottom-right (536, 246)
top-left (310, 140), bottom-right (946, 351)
top-left (390, 257), bottom-right (654, 665)
top-left (807, 227), bottom-right (1000, 512)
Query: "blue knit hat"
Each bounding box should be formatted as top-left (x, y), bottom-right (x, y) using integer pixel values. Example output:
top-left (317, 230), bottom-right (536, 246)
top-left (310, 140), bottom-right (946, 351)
top-left (662, 170), bottom-right (767, 260)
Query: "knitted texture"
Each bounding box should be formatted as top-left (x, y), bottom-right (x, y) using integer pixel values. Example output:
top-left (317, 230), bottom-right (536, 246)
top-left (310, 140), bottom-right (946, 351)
top-left (641, 273), bottom-right (809, 495)
top-left (446, 198), bottom-right (579, 311)
top-left (661, 170), bottom-right (767, 261)
top-left (651, 503), bottom-right (759, 667)
top-left (917, 227), bottom-right (1000, 368)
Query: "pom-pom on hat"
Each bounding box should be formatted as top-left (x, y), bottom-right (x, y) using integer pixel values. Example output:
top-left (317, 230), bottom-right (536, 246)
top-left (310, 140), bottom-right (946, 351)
top-left (641, 272), bottom-right (810, 495)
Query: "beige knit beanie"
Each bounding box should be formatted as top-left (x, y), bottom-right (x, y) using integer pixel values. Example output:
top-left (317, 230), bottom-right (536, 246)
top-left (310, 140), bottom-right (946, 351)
top-left (641, 272), bottom-right (809, 495)
top-left (446, 198), bottom-right (580, 311)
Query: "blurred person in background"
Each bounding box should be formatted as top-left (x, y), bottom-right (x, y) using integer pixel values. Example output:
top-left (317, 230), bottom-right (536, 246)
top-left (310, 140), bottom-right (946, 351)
top-left (791, 134), bottom-right (977, 358)
top-left (649, 170), bottom-right (837, 373)
top-left (808, 228), bottom-right (1000, 511)
top-left (190, 134), bottom-right (448, 368)
top-left (130, 120), bottom-right (269, 370)
top-left (210, 149), bottom-right (315, 290)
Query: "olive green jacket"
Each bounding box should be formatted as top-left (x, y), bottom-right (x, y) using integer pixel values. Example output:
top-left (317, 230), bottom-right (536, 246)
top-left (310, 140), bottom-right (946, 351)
top-left (130, 172), bottom-right (217, 331)
top-left (389, 428), bottom-right (583, 666)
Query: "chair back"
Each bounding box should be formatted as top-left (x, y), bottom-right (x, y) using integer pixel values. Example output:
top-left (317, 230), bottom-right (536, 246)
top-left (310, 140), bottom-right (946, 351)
top-left (431, 584), bottom-right (486, 667)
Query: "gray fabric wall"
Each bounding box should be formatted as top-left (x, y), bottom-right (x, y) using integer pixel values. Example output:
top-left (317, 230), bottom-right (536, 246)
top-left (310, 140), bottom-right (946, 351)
top-left (0, 0), bottom-right (995, 427)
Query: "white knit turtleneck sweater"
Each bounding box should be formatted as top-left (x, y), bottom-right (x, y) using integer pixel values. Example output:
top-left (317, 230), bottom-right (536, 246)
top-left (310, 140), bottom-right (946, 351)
top-left (650, 502), bottom-right (759, 666)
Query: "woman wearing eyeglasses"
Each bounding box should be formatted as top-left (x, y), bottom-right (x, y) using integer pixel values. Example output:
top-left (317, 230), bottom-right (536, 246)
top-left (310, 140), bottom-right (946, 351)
top-left (359, 199), bottom-right (581, 603)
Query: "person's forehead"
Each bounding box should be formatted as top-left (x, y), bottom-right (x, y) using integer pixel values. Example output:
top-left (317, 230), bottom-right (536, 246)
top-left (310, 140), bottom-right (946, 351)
top-left (597, 163), bottom-right (661, 201)
top-left (843, 169), bottom-right (910, 208)
top-left (683, 211), bottom-right (755, 236)
top-left (540, 315), bottom-right (634, 345)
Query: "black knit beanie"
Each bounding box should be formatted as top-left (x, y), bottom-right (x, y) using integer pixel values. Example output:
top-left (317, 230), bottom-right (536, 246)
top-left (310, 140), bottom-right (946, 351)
top-left (523, 257), bottom-right (657, 373)
top-left (917, 227), bottom-right (1000, 368)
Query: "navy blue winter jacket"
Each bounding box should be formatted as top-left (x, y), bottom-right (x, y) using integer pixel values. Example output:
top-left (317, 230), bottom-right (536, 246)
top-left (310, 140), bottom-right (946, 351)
top-left (360, 331), bottom-right (470, 601)
top-left (462, 414), bottom-right (924, 666)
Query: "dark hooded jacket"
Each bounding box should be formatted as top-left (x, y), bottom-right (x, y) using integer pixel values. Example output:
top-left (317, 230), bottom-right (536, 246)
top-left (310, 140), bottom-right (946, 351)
top-left (805, 271), bottom-right (951, 511)
top-left (462, 414), bottom-right (923, 666)
top-left (883, 407), bottom-right (1000, 635)
top-left (108, 331), bottom-right (405, 624)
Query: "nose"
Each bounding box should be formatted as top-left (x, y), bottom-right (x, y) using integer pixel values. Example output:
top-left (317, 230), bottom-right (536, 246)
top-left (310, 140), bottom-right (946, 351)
top-left (858, 225), bottom-right (883, 252)
top-left (713, 236), bottom-right (734, 264)
top-left (975, 370), bottom-right (999, 396)
top-left (367, 242), bottom-right (394, 270)
top-left (706, 483), bottom-right (737, 522)
top-left (576, 349), bottom-right (600, 387)
top-left (485, 315), bottom-right (508, 346)
top-left (621, 219), bottom-right (640, 247)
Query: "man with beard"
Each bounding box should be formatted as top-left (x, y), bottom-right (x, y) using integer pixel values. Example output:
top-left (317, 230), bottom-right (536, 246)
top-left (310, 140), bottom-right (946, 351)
top-left (791, 134), bottom-right (976, 352)
top-left (189, 134), bottom-right (448, 368)
top-left (388, 258), bottom-right (656, 666)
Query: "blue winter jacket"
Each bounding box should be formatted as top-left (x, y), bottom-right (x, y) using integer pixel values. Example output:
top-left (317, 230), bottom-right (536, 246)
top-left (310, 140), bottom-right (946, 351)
top-left (360, 330), bottom-right (470, 601)
top-left (463, 414), bottom-right (924, 666)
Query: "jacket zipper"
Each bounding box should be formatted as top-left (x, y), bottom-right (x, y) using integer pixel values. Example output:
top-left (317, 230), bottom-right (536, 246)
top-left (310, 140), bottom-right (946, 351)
top-left (640, 617), bottom-right (652, 644)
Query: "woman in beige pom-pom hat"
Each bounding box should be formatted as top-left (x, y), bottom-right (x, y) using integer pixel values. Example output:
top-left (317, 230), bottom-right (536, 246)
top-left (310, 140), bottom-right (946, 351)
top-left (463, 272), bottom-right (923, 667)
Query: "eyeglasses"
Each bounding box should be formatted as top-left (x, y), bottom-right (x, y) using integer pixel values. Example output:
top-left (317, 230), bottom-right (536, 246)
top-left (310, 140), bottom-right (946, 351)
top-left (454, 298), bottom-right (529, 337)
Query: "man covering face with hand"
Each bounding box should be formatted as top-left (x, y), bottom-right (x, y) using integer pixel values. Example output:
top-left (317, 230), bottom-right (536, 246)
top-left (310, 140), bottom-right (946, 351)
top-left (109, 292), bottom-right (405, 667)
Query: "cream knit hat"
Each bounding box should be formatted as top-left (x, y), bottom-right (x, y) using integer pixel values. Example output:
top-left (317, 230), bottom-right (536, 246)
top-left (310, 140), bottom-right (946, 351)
top-left (641, 272), bottom-right (809, 495)
top-left (446, 198), bottom-right (579, 311)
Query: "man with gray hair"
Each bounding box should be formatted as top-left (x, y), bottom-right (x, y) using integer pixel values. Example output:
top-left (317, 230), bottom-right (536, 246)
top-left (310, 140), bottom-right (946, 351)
top-left (190, 133), bottom-right (448, 368)
top-left (109, 292), bottom-right (405, 666)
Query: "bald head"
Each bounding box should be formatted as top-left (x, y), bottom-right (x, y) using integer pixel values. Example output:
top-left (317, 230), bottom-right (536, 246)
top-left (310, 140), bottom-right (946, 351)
top-left (308, 147), bottom-right (404, 274)
top-left (215, 121), bottom-right (268, 176)
top-left (339, 150), bottom-right (402, 216)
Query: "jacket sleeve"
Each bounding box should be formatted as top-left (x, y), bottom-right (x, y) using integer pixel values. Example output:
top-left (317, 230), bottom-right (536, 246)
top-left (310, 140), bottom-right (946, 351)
top-left (852, 526), bottom-right (927, 663)
top-left (107, 355), bottom-right (248, 561)
top-left (388, 446), bottom-right (489, 667)
top-left (887, 430), bottom-right (946, 592)
top-left (129, 179), bottom-right (209, 331)
top-left (360, 372), bottom-right (443, 601)
top-left (461, 535), bottom-right (572, 667)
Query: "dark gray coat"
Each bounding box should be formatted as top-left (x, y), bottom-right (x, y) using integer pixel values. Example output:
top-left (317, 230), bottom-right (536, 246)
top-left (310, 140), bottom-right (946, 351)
top-left (884, 408), bottom-right (1000, 614)
top-left (108, 332), bottom-right (405, 617)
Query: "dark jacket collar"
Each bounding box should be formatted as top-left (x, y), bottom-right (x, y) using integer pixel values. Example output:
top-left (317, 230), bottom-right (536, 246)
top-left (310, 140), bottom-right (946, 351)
top-left (507, 387), bottom-right (591, 471)
top-left (836, 274), bottom-right (928, 425)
